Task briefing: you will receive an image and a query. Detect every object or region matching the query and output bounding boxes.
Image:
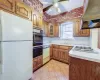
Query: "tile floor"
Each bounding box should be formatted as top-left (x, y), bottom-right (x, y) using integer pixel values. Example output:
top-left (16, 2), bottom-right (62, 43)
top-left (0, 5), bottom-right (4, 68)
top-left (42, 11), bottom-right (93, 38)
top-left (32, 60), bottom-right (69, 80)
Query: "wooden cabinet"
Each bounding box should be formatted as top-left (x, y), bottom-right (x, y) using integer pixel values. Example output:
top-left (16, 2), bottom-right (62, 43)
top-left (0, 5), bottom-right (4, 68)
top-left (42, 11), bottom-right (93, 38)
top-left (73, 18), bottom-right (90, 37)
top-left (48, 23), bottom-right (59, 37)
top-left (59, 49), bottom-right (69, 63)
top-left (43, 21), bottom-right (59, 37)
top-left (69, 57), bottom-right (100, 80)
top-left (50, 44), bottom-right (72, 63)
top-left (0, 0), bottom-right (15, 13)
top-left (33, 55), bottom-right (43, 71)
top-left (43, 21), bottom-right (49, 36)
top-left (32, 12), bottom-right (43, 29)
top-left (22, 0), bottom-right (43, 29)
top-left (0, 0), bottom-right (43, 24)
top-left (15, 1), bottom-right (32, 20)
top-left (52, 48), bottom-right (58, 59)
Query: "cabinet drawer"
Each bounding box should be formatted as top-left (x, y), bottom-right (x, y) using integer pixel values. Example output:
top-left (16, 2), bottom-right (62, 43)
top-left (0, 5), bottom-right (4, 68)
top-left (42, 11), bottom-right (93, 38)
top-left (15, 2), bottom-right (32, 20)
top-left (52, 45), bottom-right (59, 48)
top-left (0, 0), bottom-right (15, 13)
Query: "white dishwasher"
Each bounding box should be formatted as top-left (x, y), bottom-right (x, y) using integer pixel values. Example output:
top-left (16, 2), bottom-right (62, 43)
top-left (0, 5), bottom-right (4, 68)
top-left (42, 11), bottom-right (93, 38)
top-left (43, 45), bottom-right (50, 64)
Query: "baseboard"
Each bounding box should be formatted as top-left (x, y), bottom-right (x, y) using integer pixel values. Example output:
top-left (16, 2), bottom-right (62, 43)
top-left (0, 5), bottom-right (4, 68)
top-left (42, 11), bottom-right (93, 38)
top-left (50, 58), bottom-right (69, 64)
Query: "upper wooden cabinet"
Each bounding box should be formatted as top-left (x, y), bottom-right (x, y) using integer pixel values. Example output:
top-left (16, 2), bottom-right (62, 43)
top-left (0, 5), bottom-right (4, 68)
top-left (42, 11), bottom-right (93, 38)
top-left (43, 21), bottom-right (59, 37)
top-left (73, 18), bottom-right (90, 37)
top-left (0, 0), bottom-right (15, 13)
top-left (15, 1), bottom-right (32, 20)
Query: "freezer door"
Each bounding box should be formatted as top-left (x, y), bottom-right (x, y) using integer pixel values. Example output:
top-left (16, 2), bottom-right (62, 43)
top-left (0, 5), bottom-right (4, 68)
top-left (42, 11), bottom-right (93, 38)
top-left (0, 11), bottom-right (33, 41)
top-left (1, 41), bottom-right (32, 80)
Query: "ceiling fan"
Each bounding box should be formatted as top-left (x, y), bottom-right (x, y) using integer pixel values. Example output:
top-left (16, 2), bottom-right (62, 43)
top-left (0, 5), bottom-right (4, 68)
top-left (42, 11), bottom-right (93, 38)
top-left (43, 0), bottom-right (69, 12)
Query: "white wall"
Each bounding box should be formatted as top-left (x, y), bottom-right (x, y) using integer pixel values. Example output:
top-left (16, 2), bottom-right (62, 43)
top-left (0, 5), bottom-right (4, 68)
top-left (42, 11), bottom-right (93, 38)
top-left (43, 37), bottom-right (90, 46)
top-left (90, 29), bottom-right (99, 49)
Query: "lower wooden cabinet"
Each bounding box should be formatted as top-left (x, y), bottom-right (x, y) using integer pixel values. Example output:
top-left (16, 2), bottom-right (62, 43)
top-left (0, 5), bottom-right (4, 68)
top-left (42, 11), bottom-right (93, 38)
top-left (69, 57), bottom-right (100, 80)
top-left (33, 55), bottom-right (43, 71)
top-left (50, 44), bottom-right (72, 63)
top-left (73, 18), bottom-right (90, 37)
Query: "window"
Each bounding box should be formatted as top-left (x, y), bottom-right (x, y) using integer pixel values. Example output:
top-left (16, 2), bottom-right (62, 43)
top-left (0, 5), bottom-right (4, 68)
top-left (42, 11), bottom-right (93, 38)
top-left (60, 22), bottom-right (73, 39)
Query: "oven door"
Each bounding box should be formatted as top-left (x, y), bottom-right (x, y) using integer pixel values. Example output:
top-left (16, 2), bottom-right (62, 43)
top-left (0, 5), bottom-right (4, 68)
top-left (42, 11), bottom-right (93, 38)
top-left (33, 46), bottom-right (43, 58)
top-left (33, 33), bottom-right (43, 45)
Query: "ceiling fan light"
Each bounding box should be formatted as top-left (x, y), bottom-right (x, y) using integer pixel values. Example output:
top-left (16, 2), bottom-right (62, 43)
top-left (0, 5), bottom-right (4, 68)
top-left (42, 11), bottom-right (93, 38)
top-left (54, 3), bottom-right (58, 7)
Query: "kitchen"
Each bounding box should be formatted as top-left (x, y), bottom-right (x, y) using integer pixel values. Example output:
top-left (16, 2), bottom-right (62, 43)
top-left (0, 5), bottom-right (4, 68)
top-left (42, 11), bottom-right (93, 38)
top-left (0, 0), bottom-right (100, 80)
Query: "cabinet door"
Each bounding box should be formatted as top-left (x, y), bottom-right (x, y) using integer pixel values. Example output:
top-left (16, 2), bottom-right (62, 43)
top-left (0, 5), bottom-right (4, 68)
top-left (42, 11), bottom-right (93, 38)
top-left (33, 57), bottom-right (38, 71)
top-left (80, 24), bottom-right (90, 36)
top-left (58, 49), bottom-right (69, 63)
top-left (0, 0), bottom-right (15, 13)
top-left (43, 21), bottom-right (49, 36)
top-left (73, 19), bottom-right (90, 37)
top-left (49, 25), bottom-right (54, 36)
top-left (38, 16), bottom-right (43, 29)
top-left (52, 48), bottom-right (58, 59)
top-left (32, 13), bottom-right (37, 27)
top-left (54, 23), bottom-right (59, 37)
top-left (15, 2), bottom-right (32, 20)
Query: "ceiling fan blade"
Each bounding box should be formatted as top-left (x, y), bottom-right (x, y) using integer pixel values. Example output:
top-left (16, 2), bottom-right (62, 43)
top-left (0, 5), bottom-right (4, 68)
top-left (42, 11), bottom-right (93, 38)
top-left (58, 0), bottom-right (69, 2)
top-left (43, 5), bottom-right (53, 12)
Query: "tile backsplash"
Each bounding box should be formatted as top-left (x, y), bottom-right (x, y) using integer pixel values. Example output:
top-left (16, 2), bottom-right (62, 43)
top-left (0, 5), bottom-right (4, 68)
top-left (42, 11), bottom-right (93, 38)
top-left (43, 37), bottom-right (90, 46)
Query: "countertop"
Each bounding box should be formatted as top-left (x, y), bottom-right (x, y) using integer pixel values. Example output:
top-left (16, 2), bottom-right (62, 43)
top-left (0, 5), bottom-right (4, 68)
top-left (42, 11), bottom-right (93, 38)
top-left (69, 47), bottom-right (100, 63)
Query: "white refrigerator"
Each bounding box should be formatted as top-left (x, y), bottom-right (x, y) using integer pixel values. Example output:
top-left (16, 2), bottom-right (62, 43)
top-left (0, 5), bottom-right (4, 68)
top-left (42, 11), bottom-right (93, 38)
top-left (0, 11), bottom-right (33, 80)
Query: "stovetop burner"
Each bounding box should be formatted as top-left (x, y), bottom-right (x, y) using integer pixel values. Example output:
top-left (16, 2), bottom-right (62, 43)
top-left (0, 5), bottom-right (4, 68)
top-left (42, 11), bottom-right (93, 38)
top-left (73, 46), bottom-right (99, 54)
top-left (73, 46), bottom-right (93, 51)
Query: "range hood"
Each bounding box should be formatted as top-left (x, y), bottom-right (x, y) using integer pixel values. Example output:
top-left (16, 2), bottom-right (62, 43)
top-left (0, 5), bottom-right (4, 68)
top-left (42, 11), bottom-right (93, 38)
top-left (82, 0), bottom-right (100, 21)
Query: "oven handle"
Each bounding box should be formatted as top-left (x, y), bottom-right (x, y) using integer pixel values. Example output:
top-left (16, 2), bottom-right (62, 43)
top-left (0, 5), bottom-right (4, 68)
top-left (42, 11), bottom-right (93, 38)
top-left (33, 46), bottom-right (43, 49)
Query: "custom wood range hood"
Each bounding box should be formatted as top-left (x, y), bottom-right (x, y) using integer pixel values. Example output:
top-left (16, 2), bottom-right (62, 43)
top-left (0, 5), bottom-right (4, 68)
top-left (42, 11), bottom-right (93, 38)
top-left (83, 0), bottom-right (100, 21)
